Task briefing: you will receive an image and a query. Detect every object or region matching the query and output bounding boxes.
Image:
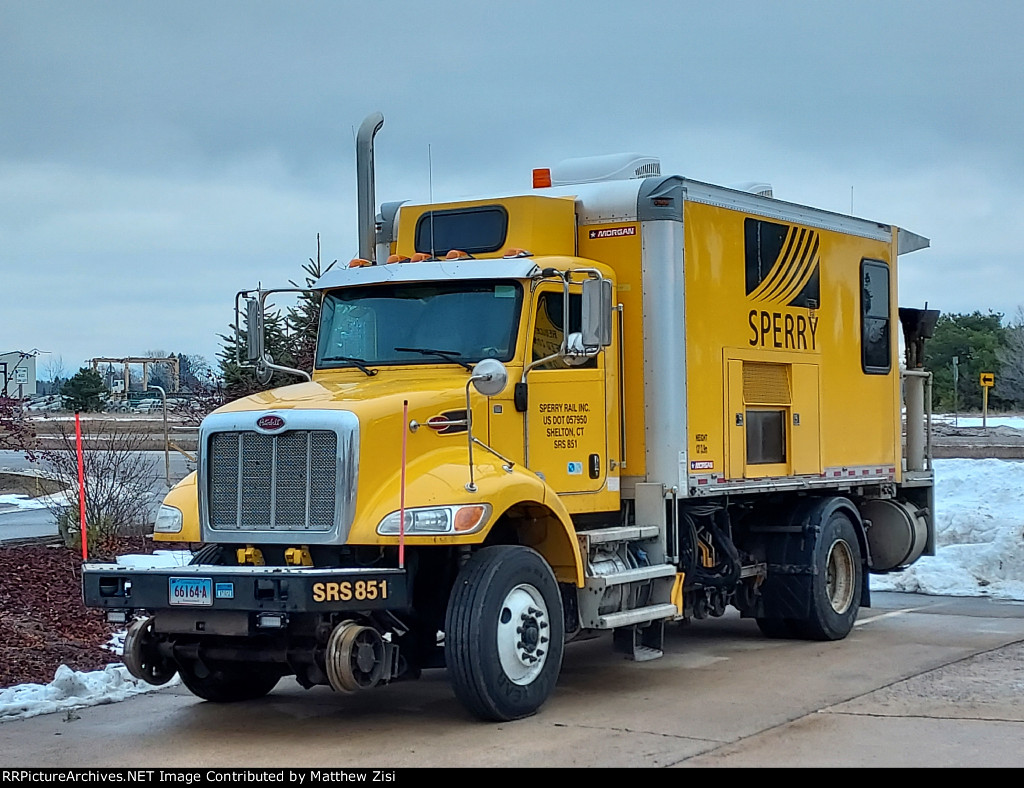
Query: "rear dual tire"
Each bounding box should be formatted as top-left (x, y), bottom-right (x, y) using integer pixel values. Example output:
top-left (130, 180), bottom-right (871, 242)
top-left (757, 509), bottom-right (863, 642)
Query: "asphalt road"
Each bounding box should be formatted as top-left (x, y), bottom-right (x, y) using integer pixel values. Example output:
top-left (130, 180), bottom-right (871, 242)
top-left (0, 450), bottom-right (193, 542)
top-left (2, 592), bottom-right (1022, 768)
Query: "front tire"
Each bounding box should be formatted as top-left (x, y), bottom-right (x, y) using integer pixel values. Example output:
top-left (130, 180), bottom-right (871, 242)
top-left (445, 546), bottom-right (564, 721)
top-left (177, 661), bottom-right (281, 703)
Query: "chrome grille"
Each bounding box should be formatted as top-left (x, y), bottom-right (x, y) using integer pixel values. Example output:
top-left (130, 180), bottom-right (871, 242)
top-left (208, 429), bottom-right (338, 531)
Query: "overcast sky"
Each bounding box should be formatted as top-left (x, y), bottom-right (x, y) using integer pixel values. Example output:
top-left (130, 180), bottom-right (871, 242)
top-left (2, 1), bottom-right (1023, 380)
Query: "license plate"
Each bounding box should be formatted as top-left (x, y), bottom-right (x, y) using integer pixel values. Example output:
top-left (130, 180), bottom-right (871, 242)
top-left (169, 577), bottom-right (213, 607)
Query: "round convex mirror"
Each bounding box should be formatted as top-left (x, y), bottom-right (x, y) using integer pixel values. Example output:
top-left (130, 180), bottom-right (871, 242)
top-left (471, 358), bottom-right (508, 397)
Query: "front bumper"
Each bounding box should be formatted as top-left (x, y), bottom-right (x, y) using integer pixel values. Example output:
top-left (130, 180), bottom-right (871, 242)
top-left (82, 563), bottom-right (409, 614)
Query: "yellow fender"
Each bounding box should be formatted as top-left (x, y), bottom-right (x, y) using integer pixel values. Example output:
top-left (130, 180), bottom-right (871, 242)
top-left (153, 471), bottom-right (200, 543)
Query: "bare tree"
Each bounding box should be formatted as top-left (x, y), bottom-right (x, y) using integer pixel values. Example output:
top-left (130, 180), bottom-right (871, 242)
top-left (40, 420), bottom-right (158, 559)
top-left (0, 396), bottom-right (37, 459)
top-left (996, 306), bottom-right (1024, 409)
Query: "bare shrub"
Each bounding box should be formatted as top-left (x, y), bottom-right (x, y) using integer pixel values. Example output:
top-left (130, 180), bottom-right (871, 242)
top-left (41, 421), bottom-right (158, 560)
top-left (0, 396), bottom-right (37, 460)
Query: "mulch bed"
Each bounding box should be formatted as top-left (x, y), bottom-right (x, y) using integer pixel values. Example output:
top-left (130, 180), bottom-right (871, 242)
top-left (0, 543), bottom-right (117, 687)
top-left (0, 539), bottom-right (191, 688)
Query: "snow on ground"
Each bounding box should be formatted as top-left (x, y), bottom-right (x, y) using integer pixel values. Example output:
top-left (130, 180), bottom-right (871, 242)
top-left (0, 665), bottom-right (180, 721)
top-left (2, 453), bottom-right (1023, 721)
top-left (0, 491), bottom-right (73, 511)
top-left (933, 414), bottom-right (1024, 429)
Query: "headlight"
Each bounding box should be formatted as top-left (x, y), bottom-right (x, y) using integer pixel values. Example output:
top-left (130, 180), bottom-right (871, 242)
top-left (154, 504), bottom-right (184, 534)
top-left (377, 504), bottom-right (491, 535)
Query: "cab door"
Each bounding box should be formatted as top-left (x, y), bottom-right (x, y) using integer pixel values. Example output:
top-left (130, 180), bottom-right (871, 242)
top-left (525, 286), bottom-right (608, 494)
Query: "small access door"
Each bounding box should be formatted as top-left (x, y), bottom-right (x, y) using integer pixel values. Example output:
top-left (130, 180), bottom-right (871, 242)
top-left (727, 358), bottom-right (820, 479)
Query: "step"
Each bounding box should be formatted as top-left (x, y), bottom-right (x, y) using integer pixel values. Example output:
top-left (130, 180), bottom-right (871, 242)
top-left (586, 562), bottom-right (677, 589)
top-left (578, 525), bottom-right (661, 548)
top-left (597, 603), bottom-right (680, 630)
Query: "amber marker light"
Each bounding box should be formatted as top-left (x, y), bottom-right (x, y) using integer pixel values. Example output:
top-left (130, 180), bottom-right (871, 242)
top-left (348, 258), bottom-right (371, 268)
top-left (454, 505), bottom-right (488, 532)
top-left (533, 168), bottom-right (552, 188)
top-left (386, 254), bottom-right (410, 264)
top-left (445, 249), bottom-right (470, 260)
top-left (410, 252), bottom-right (432, 262)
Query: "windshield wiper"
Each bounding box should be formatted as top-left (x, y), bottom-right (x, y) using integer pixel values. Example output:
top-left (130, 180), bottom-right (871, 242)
top-left (320, 356), bottom-right (379, 376)
top-left (394, 347), bottom-right (473, 371)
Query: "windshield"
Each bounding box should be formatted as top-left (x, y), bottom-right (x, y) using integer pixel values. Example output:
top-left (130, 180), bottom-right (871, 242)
top-left (316, 280), bottom-right (523, 370)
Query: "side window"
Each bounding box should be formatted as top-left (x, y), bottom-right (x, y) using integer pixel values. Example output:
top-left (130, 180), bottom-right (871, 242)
top-left (861, 259), bottom-right (891, 374)
top-left (532, 291), bottom-right (596, 370)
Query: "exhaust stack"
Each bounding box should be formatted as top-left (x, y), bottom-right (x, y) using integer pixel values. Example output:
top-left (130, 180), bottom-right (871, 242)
top-left (356, 112), bottom-right (384, 263)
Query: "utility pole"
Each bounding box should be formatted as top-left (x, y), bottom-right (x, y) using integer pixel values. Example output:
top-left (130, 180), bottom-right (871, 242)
top-left (952, 356), bottom-right (959, 427)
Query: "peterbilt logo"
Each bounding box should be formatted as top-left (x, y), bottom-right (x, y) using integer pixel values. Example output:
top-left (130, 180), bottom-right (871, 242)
top-left (255, 414), bottom-right (286, 432)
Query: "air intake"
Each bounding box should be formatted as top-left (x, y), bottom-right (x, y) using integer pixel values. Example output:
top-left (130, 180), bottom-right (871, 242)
top-left (551, 153), bottom-right (661, 186)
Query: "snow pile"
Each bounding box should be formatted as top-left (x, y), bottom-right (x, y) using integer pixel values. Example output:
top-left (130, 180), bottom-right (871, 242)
top-left (116, 550), bottom-right (191, 568)
top-left (0, 664), bottom-right (179, 721)
top-left (873, 458), bottom-right (1024, 600)
top-left (0, 490), bottom-right (74, 511)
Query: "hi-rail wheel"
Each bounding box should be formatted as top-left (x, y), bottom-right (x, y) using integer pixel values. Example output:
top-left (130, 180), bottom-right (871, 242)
top-left (445, 546), bottom-right (565, 721)
top-left (325, 621), bottom-right (387, 691)
top-left (122, 616), bottom-right (176, 685)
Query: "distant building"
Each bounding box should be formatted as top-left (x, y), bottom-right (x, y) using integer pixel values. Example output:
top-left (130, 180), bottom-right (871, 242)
top-left (0, 351), bottom-right (37, 398)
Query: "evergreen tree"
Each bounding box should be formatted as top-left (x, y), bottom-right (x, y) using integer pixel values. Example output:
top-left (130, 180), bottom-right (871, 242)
top-left (287, 234), bottom-right (336, 373)
top-left (61, 368), bottom-right (108, 412)
top-left (925, 312), bottom-right (1006, 411)
top-left (218, 307), bottom-right (299, 400)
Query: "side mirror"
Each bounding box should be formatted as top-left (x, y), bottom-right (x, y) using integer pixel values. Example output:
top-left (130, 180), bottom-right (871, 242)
top-left (470, 358), bottom-right (508, 397)
top-left (245, 298), bottom-right (264, 363)
top-left (581, 278), bottom-right (613, 347)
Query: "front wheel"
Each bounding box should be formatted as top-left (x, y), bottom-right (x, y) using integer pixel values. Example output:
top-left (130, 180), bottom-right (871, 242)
top-left (445, 546), bottom-right (565, 721)
top-left (177, 661), bottom-right (282, 703)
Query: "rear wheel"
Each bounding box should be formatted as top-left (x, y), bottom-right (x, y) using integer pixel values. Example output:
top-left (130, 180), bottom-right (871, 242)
top-left (177, 660), bottom-right (281, 703)
top-left (445, 546), bottom-right (564, 721)
top-left (755, 617), bottom-right (800, 638)
top-left (797, 510), bottom-right (863, 640)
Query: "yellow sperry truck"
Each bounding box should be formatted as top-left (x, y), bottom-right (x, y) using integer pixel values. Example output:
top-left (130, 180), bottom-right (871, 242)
top-left (84, 114), bottom-right (937, 721)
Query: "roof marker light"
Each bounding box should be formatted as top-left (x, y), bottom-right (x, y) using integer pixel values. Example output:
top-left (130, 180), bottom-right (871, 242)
top-left (348, 258), bottom-right (371, 268)
top-left (503, 248), bottom-right (534, 258)
top-left (410, 252), bottom-right (432, 262)
top-left (386, 254), bottom-right (410, 264)
top-left (445, 249), bottom-right (471, 260)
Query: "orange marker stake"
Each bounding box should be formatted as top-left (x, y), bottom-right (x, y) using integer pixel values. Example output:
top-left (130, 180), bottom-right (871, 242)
top-left (75, 412), bottom-right (87, 561)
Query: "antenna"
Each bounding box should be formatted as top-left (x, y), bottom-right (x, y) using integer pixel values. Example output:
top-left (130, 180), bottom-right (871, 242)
top-left (428, 144), bottom-right (435, 258)
top-left (850, 186), bottom-right (854, 214)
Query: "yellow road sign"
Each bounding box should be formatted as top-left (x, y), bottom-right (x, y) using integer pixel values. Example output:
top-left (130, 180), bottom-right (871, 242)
top-left (980, 372), bottom-right (995, 387)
